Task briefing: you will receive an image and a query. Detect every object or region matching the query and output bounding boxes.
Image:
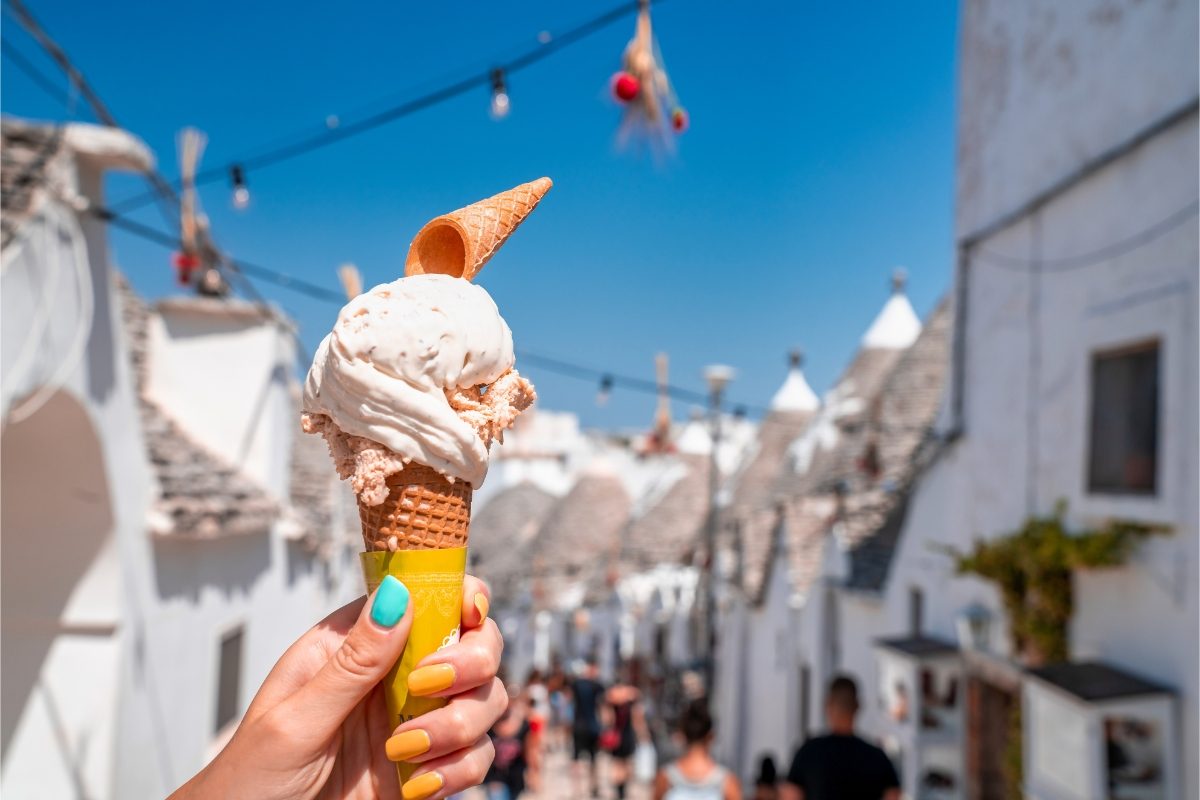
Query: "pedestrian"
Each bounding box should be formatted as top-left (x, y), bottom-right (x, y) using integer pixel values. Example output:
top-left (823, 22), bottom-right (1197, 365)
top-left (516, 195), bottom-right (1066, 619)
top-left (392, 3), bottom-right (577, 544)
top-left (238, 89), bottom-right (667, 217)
top-left (653, 699), bottom-right (741, 800)
top-left (524, 671), bottom-right (550, 793)
top-left (604, 663), bottom-right (650, 799)
top-left (570, 656), bottom-right (607, 798)
top-left (752, 755), bottom-right (778, 800)
top-left (483, 688), bottom-right (532, 800)
top-left (780, 675), bottom-right (901, 800)
top-left (547, 663), bottom-right (571, 753)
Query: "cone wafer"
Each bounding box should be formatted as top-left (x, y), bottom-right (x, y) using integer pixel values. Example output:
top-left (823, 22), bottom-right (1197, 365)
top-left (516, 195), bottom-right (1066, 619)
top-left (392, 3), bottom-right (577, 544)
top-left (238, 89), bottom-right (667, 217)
top-left (405, 177), bottom-right (552, 282)
top-left (358, 462), bottom-right (472, 552)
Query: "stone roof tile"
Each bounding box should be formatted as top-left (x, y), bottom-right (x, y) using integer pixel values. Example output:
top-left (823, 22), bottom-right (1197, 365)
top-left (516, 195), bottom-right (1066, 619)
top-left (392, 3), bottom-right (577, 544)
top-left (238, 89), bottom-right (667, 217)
top-left (114, 272), bottom-right (280, 539)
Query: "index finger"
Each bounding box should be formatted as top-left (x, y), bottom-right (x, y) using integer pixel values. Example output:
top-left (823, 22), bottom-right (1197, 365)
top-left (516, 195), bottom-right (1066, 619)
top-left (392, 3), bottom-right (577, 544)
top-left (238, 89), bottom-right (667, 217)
top-left (462, 574), bottom-right (490, 630)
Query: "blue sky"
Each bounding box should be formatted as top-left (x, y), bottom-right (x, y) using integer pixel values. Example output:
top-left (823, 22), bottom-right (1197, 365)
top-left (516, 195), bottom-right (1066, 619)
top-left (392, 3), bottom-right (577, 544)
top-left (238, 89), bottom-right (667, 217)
top-left (2, 0), bottom-right (959, 429)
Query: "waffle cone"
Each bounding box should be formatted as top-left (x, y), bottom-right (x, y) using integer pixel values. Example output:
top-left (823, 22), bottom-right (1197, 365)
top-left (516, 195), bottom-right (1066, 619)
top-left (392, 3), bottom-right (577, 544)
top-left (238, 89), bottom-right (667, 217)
top-left (358, 463), bottom-right (472, 552)
top-left (405, 177), bottom-right (552, 282)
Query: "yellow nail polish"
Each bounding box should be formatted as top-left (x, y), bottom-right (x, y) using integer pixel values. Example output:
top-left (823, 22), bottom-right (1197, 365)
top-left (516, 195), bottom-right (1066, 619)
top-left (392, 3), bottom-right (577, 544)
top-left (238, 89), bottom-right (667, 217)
top-left (401, 771), bottom-right (444, 800)
top-left (473, 592), bottom-right (489, 621)
top-left (385, 729), bottom-right (431, 762)
top-left (407, 663), bottom-right (456, 696)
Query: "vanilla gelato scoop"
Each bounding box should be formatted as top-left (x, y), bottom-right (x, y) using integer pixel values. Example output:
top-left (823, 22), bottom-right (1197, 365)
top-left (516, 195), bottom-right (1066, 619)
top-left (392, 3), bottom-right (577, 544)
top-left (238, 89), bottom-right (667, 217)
top-left (302, 273), bottom-right (535, 503)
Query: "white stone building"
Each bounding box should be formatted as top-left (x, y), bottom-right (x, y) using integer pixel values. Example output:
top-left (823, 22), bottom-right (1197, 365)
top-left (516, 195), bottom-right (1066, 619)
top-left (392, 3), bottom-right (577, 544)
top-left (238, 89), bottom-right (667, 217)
top-left (1, 119), bottom-right (360, 799)
top-left (712, 280), bottom-right (947, 784)
top-left (800, 2), bottom-right (1198, 798)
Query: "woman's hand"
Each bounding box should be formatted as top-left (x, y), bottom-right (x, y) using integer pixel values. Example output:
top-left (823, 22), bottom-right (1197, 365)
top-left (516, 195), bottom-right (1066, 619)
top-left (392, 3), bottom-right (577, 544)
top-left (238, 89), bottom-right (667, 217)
top-left (170, 575), bottom-right (504, 800)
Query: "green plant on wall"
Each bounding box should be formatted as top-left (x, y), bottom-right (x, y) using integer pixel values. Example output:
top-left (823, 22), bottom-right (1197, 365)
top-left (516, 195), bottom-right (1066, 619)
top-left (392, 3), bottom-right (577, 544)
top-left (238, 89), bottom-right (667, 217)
top-left (945, 501), bottom-right (1165, 666)
top-left (944, 502), bottom-right (1166, 800)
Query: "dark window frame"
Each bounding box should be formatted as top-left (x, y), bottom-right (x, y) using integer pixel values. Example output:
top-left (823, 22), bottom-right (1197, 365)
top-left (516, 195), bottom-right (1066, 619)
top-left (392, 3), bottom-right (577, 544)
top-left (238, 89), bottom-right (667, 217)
top-left (909, 586), bottom-right (924, 637)
top-left (215, 624), bottom-right (245, 734)
top-left (1086, 339), bottom-right (1160, 496)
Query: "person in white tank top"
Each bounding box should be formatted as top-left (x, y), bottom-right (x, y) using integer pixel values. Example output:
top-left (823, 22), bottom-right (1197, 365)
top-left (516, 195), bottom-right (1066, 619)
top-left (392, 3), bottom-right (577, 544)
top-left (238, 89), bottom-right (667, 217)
top-left (654, 700), bottom-right (742, 800)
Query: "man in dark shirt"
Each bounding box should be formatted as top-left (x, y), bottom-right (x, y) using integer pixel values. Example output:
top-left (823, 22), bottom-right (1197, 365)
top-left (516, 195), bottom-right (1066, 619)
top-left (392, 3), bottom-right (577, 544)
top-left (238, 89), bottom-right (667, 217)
top-left (781, 675), bottom-right (901, 800)
top-left (570, 658), bottom-right (606, 798)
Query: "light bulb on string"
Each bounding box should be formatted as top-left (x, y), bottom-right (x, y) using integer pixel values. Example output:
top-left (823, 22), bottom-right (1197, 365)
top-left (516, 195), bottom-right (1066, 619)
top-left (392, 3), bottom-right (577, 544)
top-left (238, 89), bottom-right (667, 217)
top-left (490, 68), bottom-right (510, 119)
top-left (596, 374), bottom-right (614, 406)
top-left (230, 164), bottom-right (250, 210)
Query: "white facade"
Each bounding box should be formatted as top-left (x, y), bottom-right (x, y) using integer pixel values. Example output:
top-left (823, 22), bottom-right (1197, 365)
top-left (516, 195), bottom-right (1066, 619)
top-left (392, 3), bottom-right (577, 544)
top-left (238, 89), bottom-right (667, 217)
top-left (819, 1), bottom-right (1198, 798)
top-left (1, 123), bottom-right (359, 798)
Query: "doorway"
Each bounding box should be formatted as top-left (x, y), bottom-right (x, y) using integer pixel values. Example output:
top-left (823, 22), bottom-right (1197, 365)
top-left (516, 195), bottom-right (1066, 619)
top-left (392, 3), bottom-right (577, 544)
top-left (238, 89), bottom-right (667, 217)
top-left (966, 676), bottom-right (1015, 800)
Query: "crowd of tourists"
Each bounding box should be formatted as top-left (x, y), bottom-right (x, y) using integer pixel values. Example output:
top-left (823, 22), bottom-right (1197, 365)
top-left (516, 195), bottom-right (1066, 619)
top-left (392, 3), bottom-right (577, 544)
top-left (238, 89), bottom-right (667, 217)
top-left (473, 658), bottom-right (900, 800)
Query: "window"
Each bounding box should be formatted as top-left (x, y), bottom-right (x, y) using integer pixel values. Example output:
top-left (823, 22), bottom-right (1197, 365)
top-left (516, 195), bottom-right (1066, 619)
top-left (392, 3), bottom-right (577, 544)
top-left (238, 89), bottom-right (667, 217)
top-left (215, 626), bottom-right (244, 733)
top-left (1087, 341), bottom-right (1159, 495)
top-left (909, 587), bottom-right (924, 637)
top-left (799, 663), bottom-right (812, 741)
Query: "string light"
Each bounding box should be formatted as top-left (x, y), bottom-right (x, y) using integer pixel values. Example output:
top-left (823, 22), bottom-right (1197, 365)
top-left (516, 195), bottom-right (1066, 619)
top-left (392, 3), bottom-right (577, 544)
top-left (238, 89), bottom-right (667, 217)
top-left (596, 374), bottom-right (614, 406)
top-left (106, 0), bottom-right (663, 215)
top-left (230, 164), bottom-right (250, 210)
top-left (489, 68), bottom-right (510, 119)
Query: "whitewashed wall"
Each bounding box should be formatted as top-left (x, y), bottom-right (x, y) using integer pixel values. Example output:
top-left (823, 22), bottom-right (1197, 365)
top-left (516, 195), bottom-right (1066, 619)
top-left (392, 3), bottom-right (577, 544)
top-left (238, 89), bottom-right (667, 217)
top-left (739, 556), bottom-right (802, 781)
top-left (115, 309), bottom-right (362, 798)
top-left (146, 304), bottom-right (295, 497)
top-left (928, 0), bottom-right (1197, 792)
top-left (2, 131), bottom-right (153, 800)
top-left (956, 0), bottom-right (1198, 237)
top-left (1, 126), bottom-right (361, 799)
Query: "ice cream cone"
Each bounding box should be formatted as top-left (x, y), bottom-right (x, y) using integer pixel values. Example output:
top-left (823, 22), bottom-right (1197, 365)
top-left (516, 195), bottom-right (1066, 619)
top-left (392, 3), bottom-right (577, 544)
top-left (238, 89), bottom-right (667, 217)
top-left (404, 177), bottom-right (552, 282)
top-left (358, 463), bottom-right (472, 552)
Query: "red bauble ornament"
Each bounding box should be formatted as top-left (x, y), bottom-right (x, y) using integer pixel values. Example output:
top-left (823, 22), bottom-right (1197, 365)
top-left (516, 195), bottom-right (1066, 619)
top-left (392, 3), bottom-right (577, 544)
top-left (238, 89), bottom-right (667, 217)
top-left (612, 71), bottom-right (640, 102)
top-left (671, 107), bottom-right (689, 133)
top-left (172, 251), bottom-right (200, 285)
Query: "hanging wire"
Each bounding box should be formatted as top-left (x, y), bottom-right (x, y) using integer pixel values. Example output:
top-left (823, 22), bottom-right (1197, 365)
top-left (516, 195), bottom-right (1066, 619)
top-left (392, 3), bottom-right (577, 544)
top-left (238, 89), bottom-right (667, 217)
top-left (973, 198), bottom-right (1199, 273)
top-left (1, 36), bottom-right (70, 107)
top-left (104, 0), bottom-right (662, 214)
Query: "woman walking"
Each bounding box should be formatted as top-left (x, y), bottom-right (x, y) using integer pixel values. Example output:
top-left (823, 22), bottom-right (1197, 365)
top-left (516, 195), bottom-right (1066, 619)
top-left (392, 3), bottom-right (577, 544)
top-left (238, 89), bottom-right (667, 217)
top-left (654, 700), bottom-right (741, 800)
top-left (606, 665), bottom-right (649, 799)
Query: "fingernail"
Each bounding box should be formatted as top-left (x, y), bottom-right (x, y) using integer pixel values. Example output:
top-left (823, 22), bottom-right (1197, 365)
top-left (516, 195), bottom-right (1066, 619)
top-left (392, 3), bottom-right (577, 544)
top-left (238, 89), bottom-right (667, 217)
top-left (473, 592), bottom-right (489, 621)
top-left (370, 576), bottom-right (410, 628)
top-left (385, 729), bottom-right (431, 762)
top-left (401, 771), bottom-right (444, 800)
top-left (407, 663), bottom-right (456, 696)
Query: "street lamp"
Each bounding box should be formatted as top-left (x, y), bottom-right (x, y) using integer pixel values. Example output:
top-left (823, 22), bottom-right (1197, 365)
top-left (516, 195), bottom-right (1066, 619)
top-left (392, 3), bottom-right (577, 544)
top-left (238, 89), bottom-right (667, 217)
top-left (700, 364), bottom-right (735, 694)
top-left (956, 602), bottom-right (994, 652)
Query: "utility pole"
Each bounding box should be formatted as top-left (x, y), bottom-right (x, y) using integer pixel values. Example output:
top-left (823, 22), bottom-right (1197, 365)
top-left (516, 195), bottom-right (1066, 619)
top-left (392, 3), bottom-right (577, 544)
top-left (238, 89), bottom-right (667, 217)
top-left (700, 364), bottom-right (734, 694)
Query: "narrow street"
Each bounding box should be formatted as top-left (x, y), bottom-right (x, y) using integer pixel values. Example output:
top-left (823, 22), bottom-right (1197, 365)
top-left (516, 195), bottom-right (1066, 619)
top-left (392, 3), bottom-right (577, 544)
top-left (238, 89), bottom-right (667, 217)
top-left (459, 747), bottom-right (654, 800)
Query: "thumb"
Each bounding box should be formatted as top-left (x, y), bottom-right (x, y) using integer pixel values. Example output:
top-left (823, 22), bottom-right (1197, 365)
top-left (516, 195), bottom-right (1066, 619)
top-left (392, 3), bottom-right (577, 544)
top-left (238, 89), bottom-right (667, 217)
top-left (282, 575), bottom-right (412, 739)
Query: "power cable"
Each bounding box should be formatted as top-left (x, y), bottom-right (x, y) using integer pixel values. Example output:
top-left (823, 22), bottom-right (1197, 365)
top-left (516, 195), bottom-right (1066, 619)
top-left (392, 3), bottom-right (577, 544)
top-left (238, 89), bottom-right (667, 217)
top-left (106, 0), bottom-right (656, 214)
top-left (77, 201), bottom-right (780, 417)
top-left (5, 0), bottom-right (114, 124)
top-left (93, 207), bottom-right (796, 421)
top-left (515, 350), bottom-right (774, 419)
top-left (4, 0), bottom-right (182, 228)
top-left (1, 35), bottom-right (69, 107)
top-left (96, 206), bottom-right (346, 303)
top-left (974, 198), bottom-right (1199, 272)
top-left (6, 0), bottom-right (311, 314)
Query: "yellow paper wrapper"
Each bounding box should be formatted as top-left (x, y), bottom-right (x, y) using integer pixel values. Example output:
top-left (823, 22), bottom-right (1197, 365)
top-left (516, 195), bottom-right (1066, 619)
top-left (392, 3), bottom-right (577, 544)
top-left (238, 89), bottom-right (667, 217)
top-left (360, 547), bottom-right (467, 784)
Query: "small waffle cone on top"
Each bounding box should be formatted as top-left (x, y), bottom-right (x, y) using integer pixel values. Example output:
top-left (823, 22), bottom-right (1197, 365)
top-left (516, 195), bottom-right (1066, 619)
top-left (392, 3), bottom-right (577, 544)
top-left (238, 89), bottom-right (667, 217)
top-left (358, 463), bottom-right (472, 552)
top-left (357, 178), bottom-right (550, 553)
top-left (405, 177), bottom-right (552, 281)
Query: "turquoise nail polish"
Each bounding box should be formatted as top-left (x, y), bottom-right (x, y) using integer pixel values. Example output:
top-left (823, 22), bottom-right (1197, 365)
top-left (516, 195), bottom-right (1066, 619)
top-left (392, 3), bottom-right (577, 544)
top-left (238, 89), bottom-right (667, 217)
top-left (370, 576), bottom-right (410, 628)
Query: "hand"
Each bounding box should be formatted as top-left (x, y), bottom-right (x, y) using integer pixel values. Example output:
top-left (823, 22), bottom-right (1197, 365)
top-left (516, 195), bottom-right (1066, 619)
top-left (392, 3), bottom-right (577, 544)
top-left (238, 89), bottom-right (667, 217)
top-left (170, 575), bottom-right (504, 800)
